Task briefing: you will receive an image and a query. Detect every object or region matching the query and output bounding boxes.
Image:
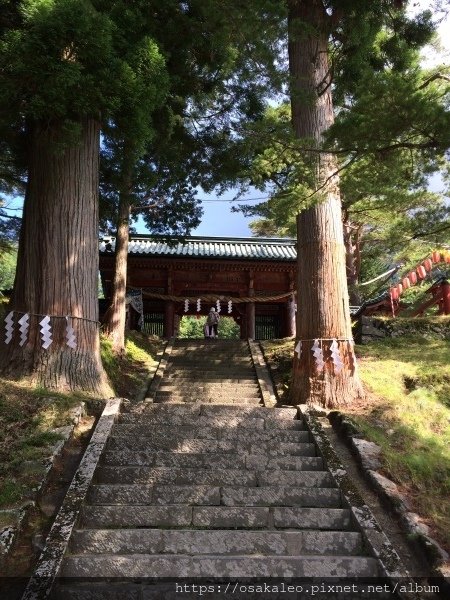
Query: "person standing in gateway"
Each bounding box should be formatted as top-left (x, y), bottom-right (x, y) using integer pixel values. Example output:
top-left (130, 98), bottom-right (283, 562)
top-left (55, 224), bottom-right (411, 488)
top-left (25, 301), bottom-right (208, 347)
top-left (207, 307), bottom-right (220, 338)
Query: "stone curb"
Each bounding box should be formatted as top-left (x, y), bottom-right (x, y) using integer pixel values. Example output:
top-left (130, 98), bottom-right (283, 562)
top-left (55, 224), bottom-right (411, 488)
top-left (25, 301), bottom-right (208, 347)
top-left (247, 340), bottom-right (277, 407)
top-left (328, 410), bottom-right (450, 594)
top-left (144, 339), bottom-right (171, 403)
top-left (21, 397), bottom-right (122, 600)
top-left (134, 339), bottom-right (168, 404)
top-left (0, 403), bottom-right (85, 564)
top-left (299, 406), bottom-right (416, 595)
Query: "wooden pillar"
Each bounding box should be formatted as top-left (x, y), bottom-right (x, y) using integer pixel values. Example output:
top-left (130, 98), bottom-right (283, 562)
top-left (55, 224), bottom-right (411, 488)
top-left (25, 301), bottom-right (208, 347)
top-left (164, 268), bottom-right (175, 338)
top-left (442, 280), bottom-right (450, 315)
top-left (246, 301), bottom-right (255, 339)
top-left (164, 301), bottom-right (175, 338)
top-left (247, 270), bottom-right (255, 339)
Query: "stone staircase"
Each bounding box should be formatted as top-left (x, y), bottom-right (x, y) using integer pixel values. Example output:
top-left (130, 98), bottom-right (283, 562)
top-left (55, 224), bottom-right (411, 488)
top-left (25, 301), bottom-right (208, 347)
top-left (36, 340), bottom-right (395, 598)
top-left (152, 339), bottom-right (263, 405)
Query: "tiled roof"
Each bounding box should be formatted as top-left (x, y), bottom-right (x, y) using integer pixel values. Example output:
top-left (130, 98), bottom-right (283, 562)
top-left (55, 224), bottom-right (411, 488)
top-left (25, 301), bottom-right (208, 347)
top-left (99, 236), bottom-right (297, 261)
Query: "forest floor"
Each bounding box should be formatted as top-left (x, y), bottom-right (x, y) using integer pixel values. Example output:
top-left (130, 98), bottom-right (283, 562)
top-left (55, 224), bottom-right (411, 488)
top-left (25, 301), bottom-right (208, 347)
top-left (262, 327), bottom-right (450, 557)
top-left (0, 332), bottom-right (162, 584)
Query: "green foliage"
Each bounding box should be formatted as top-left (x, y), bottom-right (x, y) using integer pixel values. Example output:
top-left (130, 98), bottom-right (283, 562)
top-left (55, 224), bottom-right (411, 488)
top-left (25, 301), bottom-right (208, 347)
top-left (0, 245), bottom-right (16, 289)
top-left (179, 316), bottom-right (240, 339)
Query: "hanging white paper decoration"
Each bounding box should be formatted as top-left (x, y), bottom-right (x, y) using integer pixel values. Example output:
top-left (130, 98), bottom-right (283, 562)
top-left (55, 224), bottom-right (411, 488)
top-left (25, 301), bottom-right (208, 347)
top-left (184, 299), bottom-right (189, 313)
top-left (4, 311), bottom-right (14, 344)
top-left (312, 339), bottom-right (324, 371)
top-left (39, 315), bottom-right (52, 349)
top-left (216, 299), bottom-right (221, 313)
top-left (294, 340), bottom-right (302, 357)
top-left (227, 300), bottom-right (232, 314)
top-left (65, 317), bottom-right (77, 349)
top-left (330, 339), bottom-right (344, 373)
top-left (196, 298), bottom-right (201, 312)
top-left (18, 313), bottom-right (30, 347)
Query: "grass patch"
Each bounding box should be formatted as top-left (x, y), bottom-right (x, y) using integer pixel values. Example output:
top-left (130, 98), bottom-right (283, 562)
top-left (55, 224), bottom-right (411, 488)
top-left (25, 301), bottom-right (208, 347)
top-left (262, 331), bottom-right (450, 552)
top-left (0, 379), bottom-right (80, 508)
top-left (0, 331), bottom-right (161, 509)
top-left (100, 331), bottom-right (161, 398)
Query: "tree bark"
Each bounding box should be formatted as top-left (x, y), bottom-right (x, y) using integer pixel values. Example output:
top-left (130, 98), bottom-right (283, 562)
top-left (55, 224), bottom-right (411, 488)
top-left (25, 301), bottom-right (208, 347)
top-left (343, 220), bottom-right (362, 305)
top-left (288, 0), bottom-right (363, 408)
top-left (0, 119), bottom-right (112, 396)
top-left (103, 183), bottom-right (132, 355)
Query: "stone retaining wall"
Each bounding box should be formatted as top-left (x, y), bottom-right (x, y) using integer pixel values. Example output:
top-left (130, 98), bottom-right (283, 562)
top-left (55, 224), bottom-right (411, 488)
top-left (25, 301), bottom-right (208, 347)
top-left (355, 316), bottom-right (450, 344)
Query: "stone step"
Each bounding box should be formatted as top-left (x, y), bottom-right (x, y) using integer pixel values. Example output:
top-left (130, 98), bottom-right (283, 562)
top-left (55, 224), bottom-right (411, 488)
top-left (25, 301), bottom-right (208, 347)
top-left (88, 483), bottom-right (340, 507)
top-left (163, 369), bottom-right (255, 377)
top-left (102, 451), bottom-right (322, 470)
top-left (81, 505), bottom-right (352, 530)
top-left (153, 396), bottom-right (262, 405)
top-left (120, 415), bottom-right (305, 431)
top-left (154, 391), bottom-right (262, 401)
top-left (167, 357), bottom-right (254, 364)
top-left (69, 529), bottom-right (363, 556)
top-left (106, 437), bottom-right (317, 456)
top-left (158, 383), bottom-right (259, 390)
top-left (95, 467), bottom-right (258, 486)
top-left (163, 376), bottom-right (258, 383)
top-left (61, 554), bottom-right (380, 578)
top-left (110, 424), bottom-right (310, 443)
top-left (220, 487), bottom-right (341, 508)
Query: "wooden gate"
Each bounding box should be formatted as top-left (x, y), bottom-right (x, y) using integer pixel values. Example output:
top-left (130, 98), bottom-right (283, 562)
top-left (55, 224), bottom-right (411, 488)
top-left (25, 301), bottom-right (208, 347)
top-left (255, 314), bottom-right (281, 340)
top-left (142, 312), bottom-right (164, 336)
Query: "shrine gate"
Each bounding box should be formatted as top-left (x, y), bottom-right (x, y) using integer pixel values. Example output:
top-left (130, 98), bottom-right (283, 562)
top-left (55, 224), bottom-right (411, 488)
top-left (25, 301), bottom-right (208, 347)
top-left (99, 235), bottom-right (297, 340)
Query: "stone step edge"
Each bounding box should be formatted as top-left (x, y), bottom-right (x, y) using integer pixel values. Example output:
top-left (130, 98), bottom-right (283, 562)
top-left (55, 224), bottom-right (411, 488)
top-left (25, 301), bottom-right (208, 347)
top-left (60, 554), bottom-right (381, 578)
top-left (21, 397), bottom-right (123, 600)
top-left (68, 528), bottom-right (363, 556)
top-left (299, 406), bottom-right (409, 581)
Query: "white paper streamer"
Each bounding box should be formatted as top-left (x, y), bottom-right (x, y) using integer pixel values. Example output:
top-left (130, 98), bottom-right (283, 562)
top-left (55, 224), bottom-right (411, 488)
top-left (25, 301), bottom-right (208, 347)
top-left (4, 311), bottom-right (14, 344)
top-left (216, 299), bottom-right (221, 313)
top-left (184, 299), bottom-right (189, 313)
top-left (65, 317), bottom-right (77, 349)
top-left (312, 339), bottom-right (324, 371)
top-left (18, 313), bottom-right (29, 347)
top-left (294, 340), bottom-right (302, 357)
top-left (227, 300), bottom-right (232, 314)
top-left (39, 315), bottom-right (52, 349)
top-left (330, 339), bottom-right (344, 373)
top-left (350, 340), bottom-right (359, 373)
top-left (196, 299), bottom-right (201, 312)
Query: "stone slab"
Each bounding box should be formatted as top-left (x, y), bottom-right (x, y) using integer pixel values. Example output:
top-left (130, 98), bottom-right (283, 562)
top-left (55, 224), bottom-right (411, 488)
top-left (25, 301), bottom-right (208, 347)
top-left (102, 450), bottom-right (247, 470)
top-left (245, 455), bottom-right (323, 471)
top-left (273, 508), bottom-right (351, 530)
top-left (221, 487), bottom-right (342, 508)
top-left (192, 507), bottom-right (270, 528)
top-left (257, 470), bottom-right (334, 487)
top-left (96, 467), bottom-right (257, 486)
top-left (61, 554), bottom-right (380, 578)
top-left (70, 529), bottom-right (362, 557)
top-left (81, 505), bottom-right (193, 528)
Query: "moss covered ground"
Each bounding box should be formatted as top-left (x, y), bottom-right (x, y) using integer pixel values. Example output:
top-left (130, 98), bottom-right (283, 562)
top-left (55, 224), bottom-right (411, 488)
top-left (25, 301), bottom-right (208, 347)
top-left (262, 324), bottom-right (450, 552)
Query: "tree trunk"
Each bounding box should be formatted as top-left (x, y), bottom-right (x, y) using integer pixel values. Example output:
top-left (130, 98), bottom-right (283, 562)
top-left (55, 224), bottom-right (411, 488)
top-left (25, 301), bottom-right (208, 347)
top-left (343, 220), bottom-right (362, 305)
top-left (288, 0), bottom-right (363, 408)
top-left (0, 119), bottom-right (112, 396)
top-left (103, 186), bottom-right (132, 355)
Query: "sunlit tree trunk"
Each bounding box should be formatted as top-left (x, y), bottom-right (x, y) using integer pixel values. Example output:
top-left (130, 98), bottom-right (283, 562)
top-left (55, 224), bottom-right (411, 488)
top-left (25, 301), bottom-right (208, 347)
top-left (0, 119), bottom-right (112, 396)
top-left (103, 157), bottom-right (133, 355)
top-left (288, 0), bottom-right (363, 408)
